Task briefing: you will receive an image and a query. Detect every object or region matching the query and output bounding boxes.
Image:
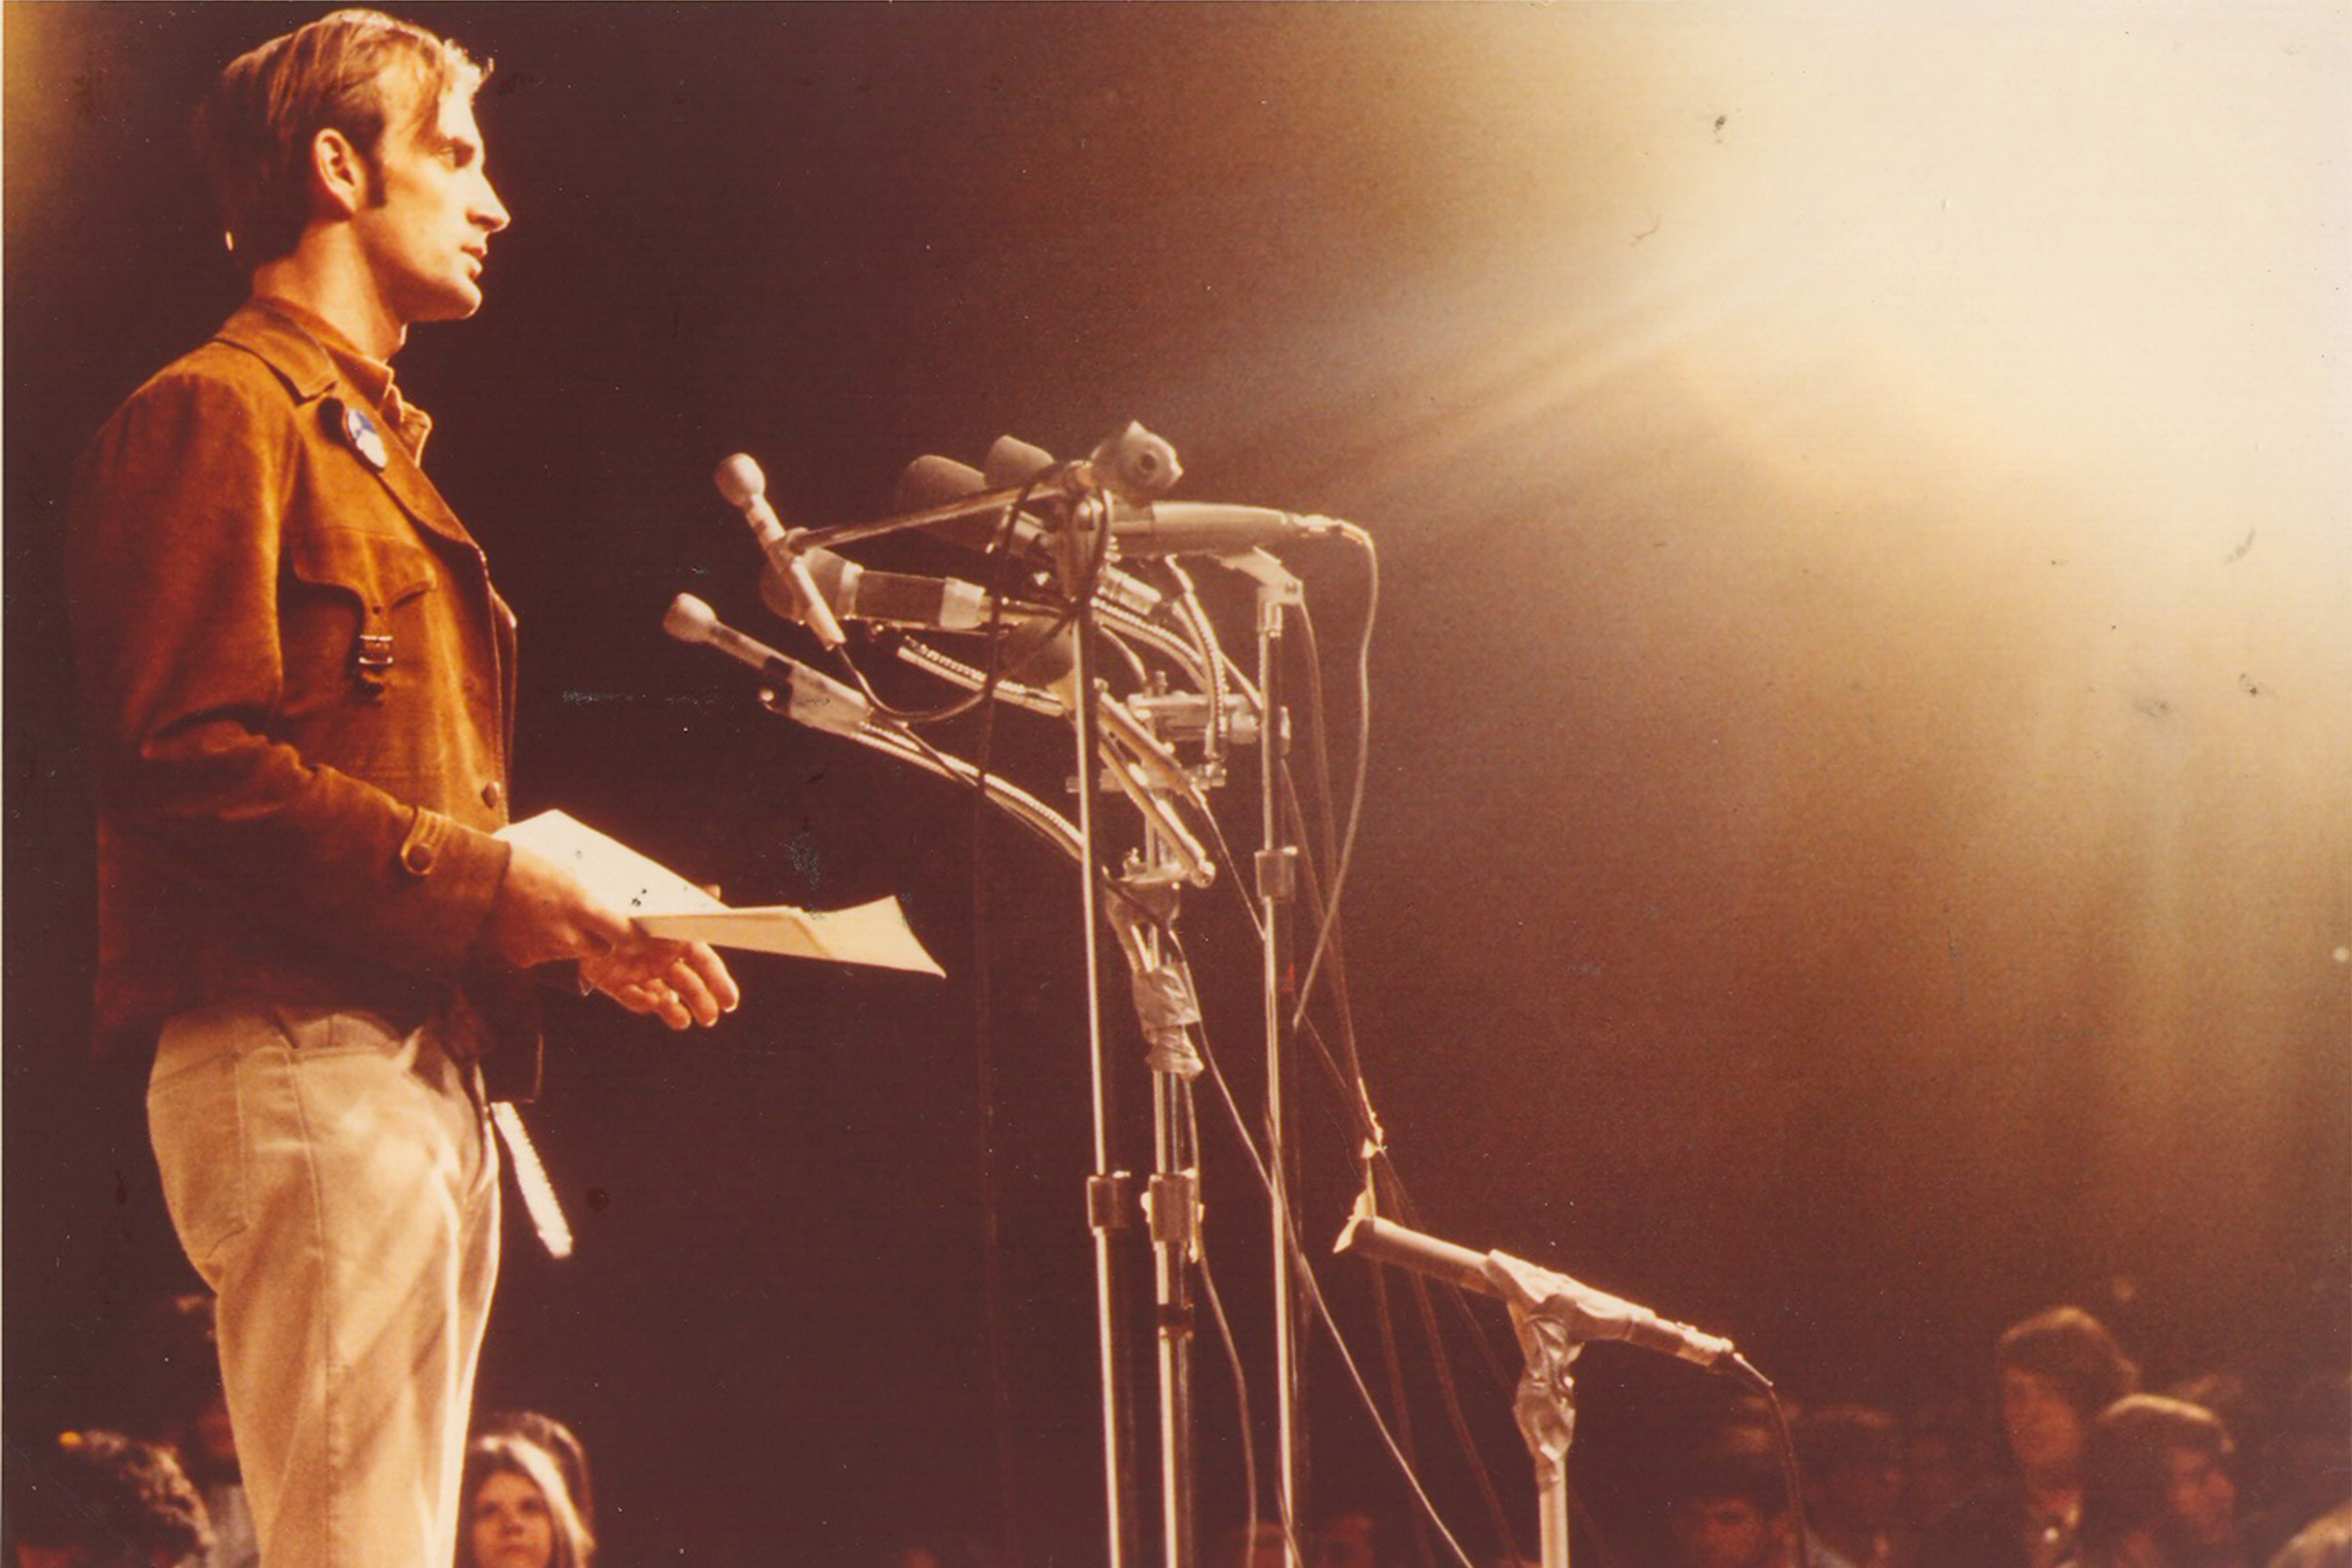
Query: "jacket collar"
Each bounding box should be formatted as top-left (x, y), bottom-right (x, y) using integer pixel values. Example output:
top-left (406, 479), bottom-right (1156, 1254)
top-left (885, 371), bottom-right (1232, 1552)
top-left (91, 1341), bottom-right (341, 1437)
top-left (213, 297), bottom-right (342, 404)
top-left (213, 297), bottom-right (479, 555)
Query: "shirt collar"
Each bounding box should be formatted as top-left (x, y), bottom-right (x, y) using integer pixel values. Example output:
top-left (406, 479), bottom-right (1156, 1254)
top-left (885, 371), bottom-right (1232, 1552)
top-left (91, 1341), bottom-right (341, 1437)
top-left (248, 295), bottom-right (435, 463)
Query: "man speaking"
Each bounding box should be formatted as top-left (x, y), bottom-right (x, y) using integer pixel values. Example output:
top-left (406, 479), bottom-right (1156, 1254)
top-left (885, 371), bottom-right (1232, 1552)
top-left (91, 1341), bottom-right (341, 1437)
top-left (67, 11), bottom-right (739, 1565)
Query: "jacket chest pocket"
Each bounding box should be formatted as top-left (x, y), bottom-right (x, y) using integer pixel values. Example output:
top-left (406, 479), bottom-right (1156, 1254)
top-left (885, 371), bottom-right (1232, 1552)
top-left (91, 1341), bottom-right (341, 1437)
top-left (281, 527), bottom-right (439, 711)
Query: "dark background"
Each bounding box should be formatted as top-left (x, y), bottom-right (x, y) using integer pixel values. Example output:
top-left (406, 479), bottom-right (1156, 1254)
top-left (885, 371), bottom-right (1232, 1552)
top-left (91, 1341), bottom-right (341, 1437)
top-left (8, 6), bottom-right (2348, 1566)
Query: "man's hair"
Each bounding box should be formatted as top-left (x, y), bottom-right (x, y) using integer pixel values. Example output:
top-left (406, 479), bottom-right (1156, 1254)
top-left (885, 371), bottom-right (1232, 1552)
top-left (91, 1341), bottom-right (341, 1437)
top-left (1996, 1306), bottom-right (2141, 1420)
top-left (2077, 1395), bottom-right (2232, 1554)
top-left (192, 8), bottom-right (490, 271)
top-left (5, 1429), bottom-right (213, 1567)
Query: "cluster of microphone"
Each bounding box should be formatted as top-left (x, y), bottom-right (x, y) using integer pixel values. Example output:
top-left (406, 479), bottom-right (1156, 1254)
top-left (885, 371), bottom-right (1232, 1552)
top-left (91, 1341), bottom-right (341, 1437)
top-left (667, 421), bottom-right (1337, 705)
top-left (662, 422), bottom-right (1379, 899)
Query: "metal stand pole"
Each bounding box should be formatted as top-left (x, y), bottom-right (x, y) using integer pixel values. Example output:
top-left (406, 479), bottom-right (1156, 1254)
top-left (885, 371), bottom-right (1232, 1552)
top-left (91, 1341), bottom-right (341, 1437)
top-left (1111, 877), bottom-right (1208, 1568)
top-left (1508, 1307), bottom-right (1581, 1568)
top-left (1067, 511), bottom-right (1139, 1568)
top-left (1252, 566), bottom-right (1305, 1560)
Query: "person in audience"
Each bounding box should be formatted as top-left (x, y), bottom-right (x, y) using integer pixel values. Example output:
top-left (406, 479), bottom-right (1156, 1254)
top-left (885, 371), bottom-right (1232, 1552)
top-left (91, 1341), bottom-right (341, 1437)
top-left (1798, 1406), bottom-right (1909, 1568)
top-left (1906, 1404), bottom-right (1990, 1538)
top-left (1315, 1504), bottom-right (1406, 1568)
top-left (2244, 1370), bottom-right (2352, 1567)
top-left (456, 1433), bottom-right (595, 1568)
top-left (2265, 1504), bottom-right (2352, 1568)
top-left (475, 1410), bottom-right (597, 1552)
top-left (2074, 1396), bottom-right (2244, 1568)
top-left (118, 1293), bottom-right (257, 1568)
top-left (1668, 1434), bottom-right (1804, 1568)
top-left (1215, 1518), bottom-right (1295, 1568)
top-left (1918, 1307), bottom-right (2140, 1568)
top-left (6, 1430), bottom-right (212, 1568)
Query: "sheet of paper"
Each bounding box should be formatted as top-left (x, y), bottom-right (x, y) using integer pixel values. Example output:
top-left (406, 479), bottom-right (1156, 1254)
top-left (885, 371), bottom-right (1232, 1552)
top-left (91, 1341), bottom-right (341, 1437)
top-left (635, 902), bottom-right (944, 975)
top-left (498, 810), bottom-right (943, 975)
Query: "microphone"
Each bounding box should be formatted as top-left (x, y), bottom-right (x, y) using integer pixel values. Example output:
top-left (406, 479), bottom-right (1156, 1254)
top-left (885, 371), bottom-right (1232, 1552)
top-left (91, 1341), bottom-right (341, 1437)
top-left (757, 548), bottom-right (1055, 637)
top-left (986, 425), bottom-right (1181, 502)
top-left (983, 429), bottom-right (1334, 554)
top-left (910, 451), bottom-right (1341, 559)
top-left (755, 549), bottom-right (1077, 685)
top-left (714, 453), bottom-right (848, 650)
top-left (662, 594), bottom-right (872, 738)
top-left (1336, 1206), bottom-right (1742, 1374)
top-left (894, 454), bottom-right (1164, 616)
top-left (1105, 499), bottom-right (1346, 556)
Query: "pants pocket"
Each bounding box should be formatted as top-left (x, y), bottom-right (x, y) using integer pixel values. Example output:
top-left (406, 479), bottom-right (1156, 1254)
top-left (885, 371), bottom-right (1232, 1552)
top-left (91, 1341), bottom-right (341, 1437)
top-left (147, 1044), bottom-right (250, 1277)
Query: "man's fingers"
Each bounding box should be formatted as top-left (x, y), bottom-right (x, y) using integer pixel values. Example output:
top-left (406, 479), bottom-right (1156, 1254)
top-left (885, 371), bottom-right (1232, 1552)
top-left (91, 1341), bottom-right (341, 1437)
top-left (680, 942), bottom-right (740, 1015)
top-left (607, 978), bottom-right (691, 1030)
top-left (581, 933), bottom-right (734, 1030)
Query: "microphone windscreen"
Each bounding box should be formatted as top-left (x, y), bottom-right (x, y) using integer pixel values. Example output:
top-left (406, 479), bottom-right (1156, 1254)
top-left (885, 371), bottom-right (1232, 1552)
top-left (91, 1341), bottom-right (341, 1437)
top-left (714, 452), bottom-right (766, 509)
top-left (664, 594), bottom-right (718, 644)
top-left (983, 435), bottom-right (1057, 490)
top-left (758, 552), bottom-right (858, 626)
top-left (893, 454), bottom-right (987, 512)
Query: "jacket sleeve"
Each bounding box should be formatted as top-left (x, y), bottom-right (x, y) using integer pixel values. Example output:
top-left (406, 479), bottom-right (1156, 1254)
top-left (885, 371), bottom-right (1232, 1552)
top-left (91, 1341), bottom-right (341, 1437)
top-left (68, 362), bottom-right (513, 977)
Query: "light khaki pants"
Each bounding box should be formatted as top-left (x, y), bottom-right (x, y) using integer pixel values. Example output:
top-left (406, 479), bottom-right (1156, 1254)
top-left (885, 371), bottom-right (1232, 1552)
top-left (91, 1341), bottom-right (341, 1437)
top-left (148, 1001), bottom-right (501, 1568)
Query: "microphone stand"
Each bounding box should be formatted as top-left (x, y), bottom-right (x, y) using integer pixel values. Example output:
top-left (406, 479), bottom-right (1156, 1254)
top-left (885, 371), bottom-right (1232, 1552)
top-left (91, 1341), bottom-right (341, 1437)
top-left (1104, 865), bottom-right (1206, 1568)
top-left (756, 677), bottom-right (1199, 1568)
top-left (1220, 547), bottom-right (1309, 1560)
top-left (1335, 1210), bottom-right (1760, 1568)
top-left (694, 438), bottom-right (1261, 1568)
top-left (1055, 496), bottom-right (1146, 1568)
top-left (1333, 1211), bottom-right (1582, 1568)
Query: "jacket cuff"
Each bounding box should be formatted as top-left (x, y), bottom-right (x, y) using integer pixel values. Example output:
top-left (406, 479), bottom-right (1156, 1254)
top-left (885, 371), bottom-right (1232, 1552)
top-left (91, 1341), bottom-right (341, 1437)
top-left (391, 806), bottom-right (512, 972)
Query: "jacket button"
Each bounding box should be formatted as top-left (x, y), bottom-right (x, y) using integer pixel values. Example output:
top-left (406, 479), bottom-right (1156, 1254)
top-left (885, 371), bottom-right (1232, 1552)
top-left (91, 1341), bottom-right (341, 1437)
top-left (481, 780), bottom-right (504, 809)
top-left (402, 841), bottom-right (437, 874)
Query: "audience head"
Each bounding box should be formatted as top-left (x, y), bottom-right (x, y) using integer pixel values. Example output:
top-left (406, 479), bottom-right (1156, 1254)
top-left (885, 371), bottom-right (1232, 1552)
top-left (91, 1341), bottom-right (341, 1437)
top-left (7, 1430), bottom-right (212, 1568)
top-left (2266, 1368), bottom-right (2352, 1524)
top-left (1312, 1506), bottom-right (1392, 1568)
top-left (118, 1293), bottom-right (236, 1485)
top-left (1668, 1433), bottom-right (1795, 1568)
top-left (2078, 1395), bottom-right (2239, 1568)
top-left (457, 1433), bottom-right (595, 1568)
top-left (1902, 1401), bottom-right (1986, 1528)
top-left (475, 1410), bottom-right (596, 1544)
top-left (1213, 1519), bottom-right (1292, 1568)
top-left (1796, 1405), bottom-right (1905, 1540)
top-left (1995, 1307), bottom-right (2141, 1481)
top-left (882, 1538), bottom-right (993, 1568)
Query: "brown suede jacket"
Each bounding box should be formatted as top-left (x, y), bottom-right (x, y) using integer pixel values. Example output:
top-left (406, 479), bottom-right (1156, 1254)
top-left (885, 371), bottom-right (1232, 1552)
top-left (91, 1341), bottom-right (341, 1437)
top-left (69, 297), bottom-right (538, 1086)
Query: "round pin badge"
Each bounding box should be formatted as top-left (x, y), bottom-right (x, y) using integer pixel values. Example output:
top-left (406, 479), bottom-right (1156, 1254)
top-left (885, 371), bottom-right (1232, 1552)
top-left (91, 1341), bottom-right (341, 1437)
top-left (325, 396), bottom-right (390, 472)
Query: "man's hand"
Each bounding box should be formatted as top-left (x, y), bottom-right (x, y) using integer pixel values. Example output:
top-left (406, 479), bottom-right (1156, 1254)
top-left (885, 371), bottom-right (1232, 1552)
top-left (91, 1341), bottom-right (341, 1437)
top-left (477, 846), bottom-right (742, 1029)
top-left (580, 937), bottom-right (739, 1031)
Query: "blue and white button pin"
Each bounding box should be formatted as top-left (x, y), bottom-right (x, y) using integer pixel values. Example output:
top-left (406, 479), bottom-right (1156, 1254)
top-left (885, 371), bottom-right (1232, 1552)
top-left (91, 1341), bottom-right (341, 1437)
top-left (326, 397), bottom-right (389, 472)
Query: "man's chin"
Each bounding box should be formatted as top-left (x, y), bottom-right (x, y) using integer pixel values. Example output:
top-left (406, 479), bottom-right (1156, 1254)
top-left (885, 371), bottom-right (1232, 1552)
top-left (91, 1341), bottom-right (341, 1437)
top-left (405, 283), bottom-right (485, 325)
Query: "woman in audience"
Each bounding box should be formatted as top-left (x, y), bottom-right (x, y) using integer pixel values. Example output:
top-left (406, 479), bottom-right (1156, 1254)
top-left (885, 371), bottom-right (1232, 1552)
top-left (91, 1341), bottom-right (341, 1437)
top-left (456, 1432), bottom-right (596, 1568)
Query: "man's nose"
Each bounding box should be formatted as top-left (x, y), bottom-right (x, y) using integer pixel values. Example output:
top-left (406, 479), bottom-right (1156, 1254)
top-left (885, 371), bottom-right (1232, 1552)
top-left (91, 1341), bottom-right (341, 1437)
top-left (473, 176), bottom-right (511, 233)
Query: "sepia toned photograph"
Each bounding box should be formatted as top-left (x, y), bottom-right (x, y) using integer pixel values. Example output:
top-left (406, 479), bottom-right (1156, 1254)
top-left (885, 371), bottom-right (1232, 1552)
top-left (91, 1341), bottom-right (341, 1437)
top-left (6, 7), bottom-right (2346, 1568)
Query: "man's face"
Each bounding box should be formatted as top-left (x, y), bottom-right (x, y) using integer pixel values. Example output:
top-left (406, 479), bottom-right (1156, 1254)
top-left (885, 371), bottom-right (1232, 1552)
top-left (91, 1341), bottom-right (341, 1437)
top-left (2000, 1367), bottom-right (2088, 1476)
top-left (2159, 1444), bottom-right (2237, 1555)
top-left (350, 72), bottom-right (509, 327)
top-left (1671, 1497), bottom-right (1787, 1568)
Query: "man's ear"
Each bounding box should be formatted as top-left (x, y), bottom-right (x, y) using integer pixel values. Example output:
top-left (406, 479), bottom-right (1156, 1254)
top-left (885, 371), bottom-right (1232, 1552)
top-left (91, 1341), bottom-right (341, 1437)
top-left (310, 127), bottom-right (372, 219)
